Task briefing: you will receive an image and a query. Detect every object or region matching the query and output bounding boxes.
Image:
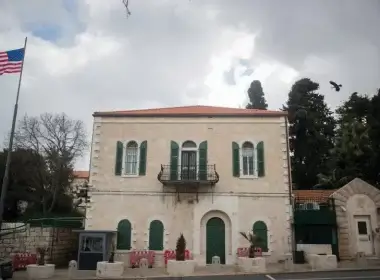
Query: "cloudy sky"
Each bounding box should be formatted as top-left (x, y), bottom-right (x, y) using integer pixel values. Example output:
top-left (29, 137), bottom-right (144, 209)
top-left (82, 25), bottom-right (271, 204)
top-left (0, 0), bottom-right (379, 169)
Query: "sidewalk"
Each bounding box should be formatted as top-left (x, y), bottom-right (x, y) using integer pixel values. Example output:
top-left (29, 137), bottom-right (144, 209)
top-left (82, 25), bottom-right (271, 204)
top-left (12, 260), bottom-right (380, 279)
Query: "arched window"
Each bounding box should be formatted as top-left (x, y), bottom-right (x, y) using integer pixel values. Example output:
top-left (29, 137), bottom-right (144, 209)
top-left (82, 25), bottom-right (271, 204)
top-left (125, 141), bottom-right (138, 175)
top-left (182, 141), bottom-right (197, 149)
top-left (148, 220), bottom-right (164, 250)
top-left (116, 219), bottom-right (131, 250)
top-left (253, 221), bottom-right (268, 252)
top-left (242, 141), bottom-right (254, 176)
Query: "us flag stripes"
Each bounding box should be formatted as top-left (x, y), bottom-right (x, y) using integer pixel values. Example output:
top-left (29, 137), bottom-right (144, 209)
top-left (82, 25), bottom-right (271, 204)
top-left (0, 48), bottom-right (25, 75)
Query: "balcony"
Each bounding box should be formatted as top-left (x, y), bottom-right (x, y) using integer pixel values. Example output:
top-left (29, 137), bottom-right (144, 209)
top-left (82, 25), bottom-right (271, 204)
top-left (157, 164), bottom-right (219, 186)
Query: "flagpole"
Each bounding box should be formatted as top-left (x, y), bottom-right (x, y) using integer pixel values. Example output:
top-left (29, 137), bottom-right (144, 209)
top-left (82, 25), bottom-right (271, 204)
top-left (0, 37), bottom-right (28, 229)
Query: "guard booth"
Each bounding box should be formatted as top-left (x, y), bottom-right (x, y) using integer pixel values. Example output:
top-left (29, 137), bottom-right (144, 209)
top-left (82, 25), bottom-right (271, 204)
top-left (73, 230), bottom-right (116, 270)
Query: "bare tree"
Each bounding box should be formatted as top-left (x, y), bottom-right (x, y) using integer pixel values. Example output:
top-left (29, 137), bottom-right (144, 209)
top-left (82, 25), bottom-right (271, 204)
top-left (14, 113), bottom-right (88, 214)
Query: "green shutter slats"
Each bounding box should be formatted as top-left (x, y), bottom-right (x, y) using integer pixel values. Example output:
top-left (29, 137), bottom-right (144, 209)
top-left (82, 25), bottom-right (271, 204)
top-left (232, 142), bottom-right (240, 177)
top-left (115, 141), bottom-right (123, 176)
top-left (257, 141), bottom-right (265, 177)
top-left (170, 141), bottom-right (179, 180)
top-left (199, 141), bottom-right (208, 180)
top-left (148, 220), bottom-right (164, 250)
top-left (253, 221), bottom-right (268, 252)
top-left (116, 219), bottom-right (132, 250)
top-left (139, 140), bottom-right (147, 176)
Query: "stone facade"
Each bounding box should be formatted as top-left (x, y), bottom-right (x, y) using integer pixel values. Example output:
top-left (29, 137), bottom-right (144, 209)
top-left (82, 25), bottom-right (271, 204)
top-left (331, 178), bottom-right (380, 260)
top-left (0, 223), bottom-right (78, 266)
top-left (87, 106), bottom-right (293, 265)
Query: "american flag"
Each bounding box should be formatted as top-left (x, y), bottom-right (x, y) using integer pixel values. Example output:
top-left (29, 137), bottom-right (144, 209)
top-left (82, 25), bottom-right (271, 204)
top-left (0, 48), bottom-right (25, 76)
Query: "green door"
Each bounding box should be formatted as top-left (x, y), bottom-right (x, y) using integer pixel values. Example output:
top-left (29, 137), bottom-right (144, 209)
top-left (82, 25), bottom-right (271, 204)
top-left (206, 217), bottom-right (226, 264)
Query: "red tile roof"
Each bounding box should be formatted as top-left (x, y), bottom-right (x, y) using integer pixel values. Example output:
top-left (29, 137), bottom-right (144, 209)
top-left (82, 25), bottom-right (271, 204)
top-left (293, 189), bottom-right (337, 203)
top-left (93, 105), bottom-right (287, 118)
top-left (73, 171), bottom-right (89, 179)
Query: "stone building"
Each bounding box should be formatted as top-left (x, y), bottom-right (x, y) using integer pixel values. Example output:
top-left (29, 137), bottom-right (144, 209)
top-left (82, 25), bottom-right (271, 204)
top-left (294, 178), bottom-right (380, 261)
top-left (86, 105), bottom-right (293, 266)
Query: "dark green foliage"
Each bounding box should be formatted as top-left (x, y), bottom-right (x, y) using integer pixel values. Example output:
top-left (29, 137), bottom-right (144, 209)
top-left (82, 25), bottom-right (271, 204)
top-left (315, 90), bottom-right (380, 188)
top-left (175, 233), bottom-right (186, 261)
top-left (246, 80), bottom-right (268, 110)
top-left (284, 78), bottom-right (336, 189)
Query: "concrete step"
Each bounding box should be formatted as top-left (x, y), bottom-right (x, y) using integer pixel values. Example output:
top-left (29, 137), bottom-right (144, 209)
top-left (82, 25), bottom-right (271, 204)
top-left (366, 257), bottom-right (380, 266)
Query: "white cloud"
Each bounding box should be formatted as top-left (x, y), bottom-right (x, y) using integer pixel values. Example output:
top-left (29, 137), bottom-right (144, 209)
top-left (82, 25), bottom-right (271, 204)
top-left (0, 0), bottom-right (379, 169)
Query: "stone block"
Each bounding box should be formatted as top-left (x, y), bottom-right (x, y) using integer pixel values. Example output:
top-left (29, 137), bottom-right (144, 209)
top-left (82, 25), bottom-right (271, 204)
top-left (252, 257), bottom-right (266, 273)
top-left (238, 257), bottom-right (266, 273)
top-left (356, 252), bottom-right (367, 267)
top-left (96, 261), bottom-right (124, 278)
top-left (139, 258), bottom-right (149, 275)
top-left (166, 260), bottom-right (196, 277)
top-left (68, 260), bottom-right (78, 279)
top-left (308, 254), bottom-right (337, 270)
top-left (283, 253), bottom-right (294, 271)
top-left (211, 256), bottom-right (221, 272)
top-left (26, 264), bottom-right (55, 279)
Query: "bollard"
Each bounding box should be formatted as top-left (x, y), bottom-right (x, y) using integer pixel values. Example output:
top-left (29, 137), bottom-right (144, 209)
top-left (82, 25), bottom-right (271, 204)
top-left (139, 258), bottom-right (149, 276)
top-left (68, 260), bottom-right (78, 279)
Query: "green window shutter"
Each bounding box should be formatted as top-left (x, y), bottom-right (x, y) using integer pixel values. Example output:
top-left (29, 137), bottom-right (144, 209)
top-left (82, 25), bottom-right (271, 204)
top-left (139, 140), bottom-right (147, 176)
top-left (253, 221), bottom-right (268, 252)
top-left (115, 141), bottom-right (123, 176)
top-left (148, 220), bottom-right (164, 250)
top-left (257, 141), bottom-right (265, 177)
top-left (232, 142), bottom-right (240, 177)
top-left (170, 141), bottom-right (179, 180)
top-left (199, 141), bottom-right (208, 180)
top-left (116, 219), bottom-right (131, 250)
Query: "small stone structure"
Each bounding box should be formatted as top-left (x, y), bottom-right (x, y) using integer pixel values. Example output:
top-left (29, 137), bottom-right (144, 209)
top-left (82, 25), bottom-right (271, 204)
top-left (308, 254), bottom-right (337, 270)
top-left (96, 261), bottom-right (124, 278)
top-left (0, 223), bottom-right (78, 266)
top-left (238, 257), bottom-right (267, 273)
top-left (68, 260), bottom-right (78, 279)
top-left (211, 256), bottom-right (221, 272)
top-left (283, 253), bottom-right (294, 271)
top-left (166, 259), bottom-right (197, 276)
top-left (26, 264), bottom-right (55, 279)
top-left (139, 258), bottom-right (149, 275)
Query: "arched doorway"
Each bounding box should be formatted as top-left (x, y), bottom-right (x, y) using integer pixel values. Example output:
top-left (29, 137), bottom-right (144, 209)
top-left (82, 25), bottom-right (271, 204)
top-left (206, 217), bottom-right (225, 264)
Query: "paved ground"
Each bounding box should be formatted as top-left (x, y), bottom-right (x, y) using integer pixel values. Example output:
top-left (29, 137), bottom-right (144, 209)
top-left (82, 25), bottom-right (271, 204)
top-left (266, 269), bottom-right (380, 280)
top-left (187, 270), bottom-right (380, 280)
top-left (12, 269), bottom-right (380, 280)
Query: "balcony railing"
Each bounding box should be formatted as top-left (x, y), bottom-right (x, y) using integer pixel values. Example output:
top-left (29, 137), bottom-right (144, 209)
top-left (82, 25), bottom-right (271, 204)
top-left (293, 198), bottom-right (337, 225)
top-left (157, 164), bottom-right (219, 185)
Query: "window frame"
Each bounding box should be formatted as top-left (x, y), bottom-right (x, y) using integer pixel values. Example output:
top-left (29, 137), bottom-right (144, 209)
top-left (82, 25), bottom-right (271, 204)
top-left (122, 140), bottom-right (141, 177)
top-left (238, 140), bottom-right (259, 179)
top-left (177, 140), bottom-right (200, 180)
top-left (116, 219), bottom-right (132, 251)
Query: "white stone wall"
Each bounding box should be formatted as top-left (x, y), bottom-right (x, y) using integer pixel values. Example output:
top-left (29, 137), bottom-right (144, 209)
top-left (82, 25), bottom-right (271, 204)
top-left (0, 223), bottom-right (78, 266)
top-left (89, 116), bottom-right (290, 194)
top-left (87, 192), bottom-right (292, 265)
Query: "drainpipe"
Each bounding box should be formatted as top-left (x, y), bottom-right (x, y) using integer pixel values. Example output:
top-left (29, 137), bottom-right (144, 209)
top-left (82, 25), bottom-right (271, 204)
top-left (284, 116), bottom-right (296, 255)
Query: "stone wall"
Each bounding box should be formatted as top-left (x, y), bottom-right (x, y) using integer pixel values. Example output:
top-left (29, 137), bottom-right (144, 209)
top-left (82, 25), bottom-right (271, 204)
top-left (0, 223), bottom-right (78, 266)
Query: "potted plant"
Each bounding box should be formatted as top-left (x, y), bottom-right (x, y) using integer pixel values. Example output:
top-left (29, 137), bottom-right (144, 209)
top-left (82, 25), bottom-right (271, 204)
top-left (26, 246), bottom-right (56, 279)
top-left (167, 233), bottom-right (196, 276)
top-left (239, 231), bottom-right (261, 258)
top-left (36, 247), bottom-right (47, 266)
top-left (238, 231), bottom-right (266, 273)
top-left (96, 242), bottom-right (124, 278)
top-left (108, 243), bottom-right (115, 263)
top-left (175, 233), bottom-right (186, 261)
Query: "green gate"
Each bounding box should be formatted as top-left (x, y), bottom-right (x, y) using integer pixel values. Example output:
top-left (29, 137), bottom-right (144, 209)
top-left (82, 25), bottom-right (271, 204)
top-left (206, 217), bottom-right (225, 264)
